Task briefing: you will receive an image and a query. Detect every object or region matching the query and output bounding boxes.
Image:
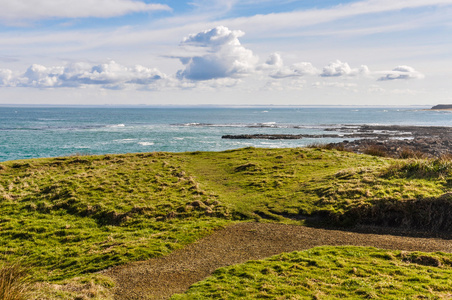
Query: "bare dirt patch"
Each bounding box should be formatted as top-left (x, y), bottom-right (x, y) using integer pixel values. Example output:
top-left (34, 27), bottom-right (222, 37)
top-left (104, 222), bottom-right (452, 299)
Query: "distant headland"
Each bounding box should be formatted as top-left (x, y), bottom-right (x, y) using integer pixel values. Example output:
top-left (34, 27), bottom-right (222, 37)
top-left (431, 104), bottom-right (452, 110)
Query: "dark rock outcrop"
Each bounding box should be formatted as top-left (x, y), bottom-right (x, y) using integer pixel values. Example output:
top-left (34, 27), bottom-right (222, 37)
top-left (222, 134), bottom-right (304, 140)
top-left (431, 104), bottom-right (452, 110)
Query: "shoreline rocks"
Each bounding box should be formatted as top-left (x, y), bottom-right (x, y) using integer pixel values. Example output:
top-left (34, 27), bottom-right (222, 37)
top-left (222, 134), bottom-right (304, 140)
top-left (223, 125), bottom-right (452, 158)
top-left (326, 125), bottom-right (452, 158)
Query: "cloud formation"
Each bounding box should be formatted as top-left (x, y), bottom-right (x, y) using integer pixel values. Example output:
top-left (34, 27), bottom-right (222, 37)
top-left (0, 69), bottom-right (13, 86)
top-left (177, 26), bottom-right (259, 81)
top-left (265, 53), bottom-right (319, 78)
top-left (0, 0), bottom-right (171, 22)
top-left (0, 27), bottom-right (426, 92)
top-left (321, 60), bottom-right (370, 77)
top-left (378, 65), bottom-right (425, 81)
top-left (226, 0), bottom-right (452, 38)
top-left (2, 61), bottom-right (166, 89)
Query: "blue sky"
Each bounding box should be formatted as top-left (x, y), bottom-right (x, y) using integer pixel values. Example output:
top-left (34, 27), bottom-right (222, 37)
top-left (0, 0), bottom-right (451, 106)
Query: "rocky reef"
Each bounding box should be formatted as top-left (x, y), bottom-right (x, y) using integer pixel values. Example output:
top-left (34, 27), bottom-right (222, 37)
top-left (223, 125), bottom-right (452, 158)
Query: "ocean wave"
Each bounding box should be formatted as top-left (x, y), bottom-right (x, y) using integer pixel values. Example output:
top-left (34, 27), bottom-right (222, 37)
top-left (0, 125), bottom-right (105, 131)
top-left (108, 124), bottom-right (126, 128)
top-left (173, 122), bottom-right (351, 130)
top-left (173, 122), bottom-right (248, 128)
top-left (138, 142), bottom-right (154, 146)
top-left (250, 122), bottom-right (277, 128)
top-left (174, 122), bottom-right (285, 129)
top-left (113, 139), bottom-right (138, 143)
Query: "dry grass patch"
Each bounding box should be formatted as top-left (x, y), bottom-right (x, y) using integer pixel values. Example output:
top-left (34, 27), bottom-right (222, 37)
top-left (0, 262), bottom-right (32, 300)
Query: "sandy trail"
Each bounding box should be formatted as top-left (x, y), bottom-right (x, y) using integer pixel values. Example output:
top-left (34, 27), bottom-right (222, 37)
top-left (105, 223), bottom-right (452, 299)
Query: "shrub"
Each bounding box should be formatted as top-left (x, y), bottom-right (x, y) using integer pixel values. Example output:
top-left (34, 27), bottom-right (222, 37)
top-left (0, 262), bottom-right (31, 300)
top-left (363, 145), bottom-right (387, 157)
top-left (397, 147), bottom-right (426, 159)
top-left (307, 143), bottom-right (348, 152)
top-left (383, 158), bottom-right (452, 179)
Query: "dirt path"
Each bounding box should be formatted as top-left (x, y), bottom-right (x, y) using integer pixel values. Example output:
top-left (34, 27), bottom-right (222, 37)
top-left (105, 223), bottom-right (452, 299)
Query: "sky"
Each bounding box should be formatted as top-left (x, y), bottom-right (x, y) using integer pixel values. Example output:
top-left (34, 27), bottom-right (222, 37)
top-left (0, 0), bottom-right (451, 106)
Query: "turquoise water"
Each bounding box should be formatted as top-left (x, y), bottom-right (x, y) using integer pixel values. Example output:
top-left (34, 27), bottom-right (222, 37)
top-left (1, 106), bottom-right (451, 162)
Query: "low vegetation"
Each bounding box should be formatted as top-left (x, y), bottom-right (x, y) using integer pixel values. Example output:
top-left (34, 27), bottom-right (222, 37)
top-left (0, 261), bottom-right (31, 300)
top-left (171, 246), bottom-right (452, 299)
top-left (0, 147), bottom-right (451, 297)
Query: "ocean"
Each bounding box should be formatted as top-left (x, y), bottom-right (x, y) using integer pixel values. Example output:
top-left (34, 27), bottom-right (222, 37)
top-left (1, 106), bottom-right (451, 162)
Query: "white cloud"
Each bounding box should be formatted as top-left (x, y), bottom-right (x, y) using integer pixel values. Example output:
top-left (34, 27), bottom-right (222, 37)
top-left (0, 24), bottom-right (428, 95)
top-left (3, 61), bottom-right (166, 89)
top-left (264, 53), bottom-right (284, 68)
top-left (0, 0), bottom-right (171, 23)
top-left (0, 69), bottom-right (13, 86)
top-left (177, 26), bottom-right (259, 80)
top-left (60, 61), bottom-right (165, 87)
top-left (20, 64), bottom-right (64, 87)
top-left (321, 60), bottom-right (350, 77)
top-left (265, 58), bottom-right (369, 79)
top-left (181, 77), bottom-right (242, 91)
top-left (378, 65), bottom-right (425, 81)
top-left (321, 60), bottom-right (369, 77)
top-left (270, 62), bottom-right (319, 79)
top-left (261, 53), bottom-right (319, 78)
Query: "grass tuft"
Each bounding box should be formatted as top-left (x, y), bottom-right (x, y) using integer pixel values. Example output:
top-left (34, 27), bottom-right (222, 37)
top-left (307, 143), bottom-right (349, 152)
top-left (383, 157), bottom-right (452, 179)
top-left (362, 144), bottom-right (388, 157)
top-left (0, 262), bottom-right (31, 300)
top-left (397, 147), bottom-right (426, 159)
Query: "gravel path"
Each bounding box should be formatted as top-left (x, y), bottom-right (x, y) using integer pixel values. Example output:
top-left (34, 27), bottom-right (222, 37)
top-left (105, 223), bottom-right (452, 299)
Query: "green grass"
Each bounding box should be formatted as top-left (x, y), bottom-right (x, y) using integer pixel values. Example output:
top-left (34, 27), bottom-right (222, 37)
top-left (0, 147), bottom-right (451, 297)
top-left (171, 246), bottom-right (452, 299)
top-left (0, 152), bottom-right (232, 281)
top-left (182, 148), bottom-right (449, 220)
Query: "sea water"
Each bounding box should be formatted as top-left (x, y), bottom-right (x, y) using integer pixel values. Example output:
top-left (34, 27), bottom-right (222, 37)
top-left (1, 106), bottom-right (451, 162)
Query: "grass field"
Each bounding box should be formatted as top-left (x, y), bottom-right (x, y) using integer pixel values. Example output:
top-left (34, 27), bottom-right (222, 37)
top-left (1, 147), bottom-right (451, 298)
top-left (171, 246), bottom-right (452, 299)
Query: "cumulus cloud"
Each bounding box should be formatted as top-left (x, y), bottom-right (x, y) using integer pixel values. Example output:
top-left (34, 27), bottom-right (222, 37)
top-left (0, 24), bottom-right (426, 93)
top-left (177, 26), bottom-right (259, 81)
top-left (378, 65), bottom-right (425, 81)
top-left (270, 62), bottom-right (319, 78)
top-left (0, 0), bottom-right (171, 22)
top-left (321, 60), bottom-right (370, 77)
top-left (261, 53), bottom-right (319, 78)
top-left (60, 61), bottom-right (165, 87)
top-left (1, 61), bottom-right (166, 89)
top-left (262, 55), bottom-right (371, 80)
top-left (264, 53), bottom-right (284, 69)
top-left (0, 69), bottom-right (13, 86)
top-left (20, 64), bottom-right (64, 87)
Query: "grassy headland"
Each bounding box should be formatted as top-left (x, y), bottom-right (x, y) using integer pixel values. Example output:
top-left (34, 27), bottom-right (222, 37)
top-left (1, 147), bottom-right (452, 297)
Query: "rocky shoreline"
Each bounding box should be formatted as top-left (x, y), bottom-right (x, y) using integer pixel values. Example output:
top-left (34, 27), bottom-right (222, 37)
top-left (222, 125), bottom-right (452, 158)
top-left (329, 125), bottom-right (452, 158)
